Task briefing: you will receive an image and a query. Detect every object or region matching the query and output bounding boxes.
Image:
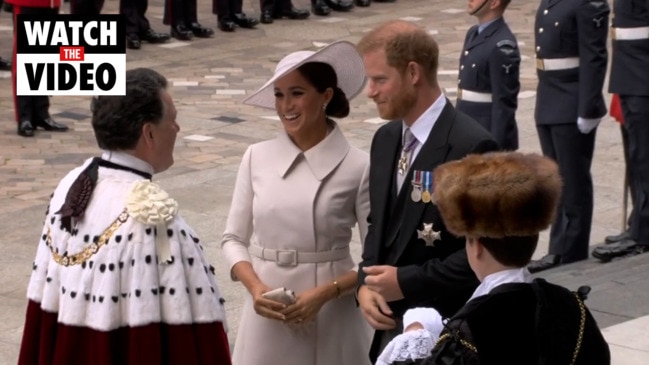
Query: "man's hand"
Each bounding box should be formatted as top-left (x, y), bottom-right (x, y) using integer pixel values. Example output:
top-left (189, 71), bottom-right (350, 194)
top-left (363, 265), bottom-right (404, 302)
top-left (357, 285), bottom-right (397, 330)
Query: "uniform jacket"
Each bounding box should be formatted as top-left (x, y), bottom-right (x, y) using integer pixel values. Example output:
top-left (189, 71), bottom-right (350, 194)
top-left (609, 0), bottom-right (649, 95)
top-left (456, 17), bottom-right (520, 151)
top-left (534, 0), bottom-right (609, 125)
top-left (358, 101), bottom-right (498, 362)
top-left (405, 279), bottom-right (610, 365)
top-left (222, 122), bottom-right (373, 365)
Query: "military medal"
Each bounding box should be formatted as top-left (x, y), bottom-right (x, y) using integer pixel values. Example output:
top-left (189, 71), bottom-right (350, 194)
top-left (411, 170), bottom-right (422, 202)
top-left (417, 223), bottom-right (442, 247)
top-left (421, 171), bottom-right (432, 203)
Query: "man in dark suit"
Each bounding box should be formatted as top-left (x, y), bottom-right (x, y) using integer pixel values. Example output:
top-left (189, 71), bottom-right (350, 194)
top-left (527, 0), bottom-right (609, 273)
top-left (356, 20), bottom-right (499, 363)
top-left (120, 0), bottom-right (170, 50)
top-left (592, 0), bottom-right (649, 262)
top-left (163, 0), bottom-right (214, 40)
top-left (456, 0), bottom-right (520, 151)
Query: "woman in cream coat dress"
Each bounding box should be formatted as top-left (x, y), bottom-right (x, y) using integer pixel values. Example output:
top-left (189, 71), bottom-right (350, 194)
top-left (222, 41), bottom-right (373, 365)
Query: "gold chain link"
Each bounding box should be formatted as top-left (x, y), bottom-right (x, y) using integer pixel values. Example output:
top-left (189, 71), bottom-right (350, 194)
top-left (570, 292), bottom-right (587, 365)
top-left (46, 209), bottom-right (130, 267)
top-left (435, 331), bottom-right (478, 354)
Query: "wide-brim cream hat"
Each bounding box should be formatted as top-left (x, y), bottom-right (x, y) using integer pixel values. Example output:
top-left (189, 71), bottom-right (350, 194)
top-left (242, 40), bottom-right (367, 110)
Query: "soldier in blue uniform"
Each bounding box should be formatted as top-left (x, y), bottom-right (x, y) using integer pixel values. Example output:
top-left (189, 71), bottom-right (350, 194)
top-left (527, 0), bottom-right (609, 273)
top-left (456, 0), bottom-right (520, 151)
top-left (592, 0), bottom-right (649, 262)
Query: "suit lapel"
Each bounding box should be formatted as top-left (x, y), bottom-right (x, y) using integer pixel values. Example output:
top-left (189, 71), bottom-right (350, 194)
top-left (387, 102), bottom-right (456, 259)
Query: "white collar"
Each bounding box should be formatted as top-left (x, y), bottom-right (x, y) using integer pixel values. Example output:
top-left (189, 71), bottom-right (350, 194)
top-left (101, 150), bottom-right (155, 176)
top-left (469, 268), bottom-right (531, 301)
top-left (402, 94), bottom-right (446, 145)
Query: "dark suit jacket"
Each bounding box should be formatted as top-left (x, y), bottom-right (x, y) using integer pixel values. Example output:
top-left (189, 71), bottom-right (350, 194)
top-left (609, 0), bottom-right (649, 96)
top-left (358, 100), bottom-right (498, 362)
top-left (534, 0), bottom-right (609, 125)
top-left (456, 17), bottom-right (521, 151)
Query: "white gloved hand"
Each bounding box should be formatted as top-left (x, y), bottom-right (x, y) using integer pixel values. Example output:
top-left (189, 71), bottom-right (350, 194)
top-left (403, 307), bottom-right (444, 341)
top-left (577, 117), bottom-right (601, 134)
top-left (375, 329), bottom-right (435, 365)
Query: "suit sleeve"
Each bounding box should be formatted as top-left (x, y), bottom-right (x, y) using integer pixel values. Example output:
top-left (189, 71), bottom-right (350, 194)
top-left (221, 145), bottom-right (254, 281)
top-left (489, 40), bottom-right (520, 148)
top-left (577, 0), bottom-right (609, 119)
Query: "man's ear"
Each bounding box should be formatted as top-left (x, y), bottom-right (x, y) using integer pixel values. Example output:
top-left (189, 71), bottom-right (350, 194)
top-left (142, 122), bottom-right (154, 147)
top-left (407, 61), bottom-right (421, 85)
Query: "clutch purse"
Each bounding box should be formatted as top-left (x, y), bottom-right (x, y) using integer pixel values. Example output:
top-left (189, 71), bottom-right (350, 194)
top-left (262, 287), bottom-right (297, 305)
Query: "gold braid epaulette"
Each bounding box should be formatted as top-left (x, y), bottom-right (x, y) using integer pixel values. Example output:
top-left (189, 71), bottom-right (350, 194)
top-left (436, 331), bottom-right (478, 353)
top-left (46, 209), bottom-right (130, 267)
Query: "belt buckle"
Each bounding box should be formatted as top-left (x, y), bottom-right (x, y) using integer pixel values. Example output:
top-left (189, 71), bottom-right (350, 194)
top-left (457, 87), bottom-right (463, 100)
top-left (275, 249), bottom-right (298, 266)
top-left (536, 58), bottom-right (545, 71)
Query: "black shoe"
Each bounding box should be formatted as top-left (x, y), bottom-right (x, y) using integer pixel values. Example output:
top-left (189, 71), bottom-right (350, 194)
top-left (33, 117), bottom-right (68, 132)
top-left (232, 13), bottom-right (259, 28)
top-left (605, 230), bottom-right (632, 244)
top-left (312, 0), bottom-right (331, 16)
top-left (189, 22), bottom-right (214, 38)
top-left (260, 10), bottom-right (274, 24)
top-left (355, 0), bottom-right (371, 6)
top-left (0, 57), bottom-right (11, 71)
top-left (592, 240), bottom-right (648, 262)
top-left (325, 0), bottom-right (354, 11)
top-left (275, 6), bottom-right (311, 19)
top-left (18, 120), bottom-right (34, 137)
top-left (217, 19), bottom-right (236, 32)
top-left (527, 254), bottom-right (561, 273)
top-left (140, 28), bottom-right (171, 44)
top-left (171, 25), bottom-right (194, 40)
top-left (126, 33), bottom-right (141, 49)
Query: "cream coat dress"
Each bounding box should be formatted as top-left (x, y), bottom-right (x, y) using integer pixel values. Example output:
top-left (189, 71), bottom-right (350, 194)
top-left (222, 122), bottom-right (373, 365)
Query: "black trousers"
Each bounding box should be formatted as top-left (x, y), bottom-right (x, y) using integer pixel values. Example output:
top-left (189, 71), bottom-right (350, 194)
top-left (11, 5), bottom-right (56, 123)
top-left (620, 125), bottom-right (635, 229)
top-left (260, 0), bottom-right (293, 13)
top-left (537, 123), bottom-right (597, 262)
top-left (69, 0), bottom-right (104, 14)
top-left (163, 0), bottom-right (197, 27)
top-left (120, 0), bottom-right (151, 35)
top-left (212, 0), bottom-right (242, 18)
top-left (620, 95), bottom-right (649, 246)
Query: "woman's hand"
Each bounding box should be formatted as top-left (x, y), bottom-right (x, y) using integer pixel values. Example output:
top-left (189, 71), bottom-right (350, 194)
top-left (281, 286), bottom-right (330, 325)
top-left (251, 284), bottom-right (287, 321)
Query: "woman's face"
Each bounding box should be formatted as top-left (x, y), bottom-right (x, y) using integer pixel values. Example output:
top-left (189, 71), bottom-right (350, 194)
top-left (273, 69), bottom-right (329, 139)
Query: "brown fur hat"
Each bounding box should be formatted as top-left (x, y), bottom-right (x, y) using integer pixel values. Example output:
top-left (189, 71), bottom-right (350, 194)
top-left (432, 152), bottom-right (562, 238)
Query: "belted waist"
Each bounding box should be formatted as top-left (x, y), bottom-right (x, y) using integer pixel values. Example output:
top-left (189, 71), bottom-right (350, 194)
top-left (536, 57), bottom-right (579, 71)
top-left (457, 88), bottom-right (492, 103)
top-left (612, 26), bottom-right (649, 41)
top-left (249, 245), bottom-right (349, 266)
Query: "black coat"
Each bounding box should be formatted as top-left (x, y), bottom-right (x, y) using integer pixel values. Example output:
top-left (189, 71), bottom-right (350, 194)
top-left (359, 101), bottom-right (498, 362)
top-left (609, 0), bottom-right (649, 96)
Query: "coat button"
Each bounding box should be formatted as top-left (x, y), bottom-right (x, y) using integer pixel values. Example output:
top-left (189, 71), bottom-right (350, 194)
top-left (472, 64), bottom-right (476, 68)
top-left (536, 46), bottom-right (541, 52)
top-left (539, 28), bottom-right (544, 33)
top-left (460, 65), bottom-right (465, 70)
top-left (555, 21), bottom-right (559, 26)
top-left (464, 50), bottom-right (469, 55)
top-left (543, 9), bottom-right (548, 15)
top-left (457, 79), bottom-right (461, 84)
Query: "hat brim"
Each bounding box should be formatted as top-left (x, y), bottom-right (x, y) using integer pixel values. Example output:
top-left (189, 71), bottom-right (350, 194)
top-left (242, 41), bottom-right (367, 110)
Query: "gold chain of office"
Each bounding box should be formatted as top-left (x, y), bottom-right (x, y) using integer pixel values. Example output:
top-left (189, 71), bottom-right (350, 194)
top-left (45, 209), bottom-right (130, 267)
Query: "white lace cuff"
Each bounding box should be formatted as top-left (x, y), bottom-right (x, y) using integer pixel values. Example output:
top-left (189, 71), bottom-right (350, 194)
top-left (376, 329), bottom-right (435, 365)
top-left (403, 307), bottom-right (444, 340)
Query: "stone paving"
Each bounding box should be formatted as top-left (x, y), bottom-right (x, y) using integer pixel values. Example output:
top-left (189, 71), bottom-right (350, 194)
top-left (0, 0), bottom-right (647, 363)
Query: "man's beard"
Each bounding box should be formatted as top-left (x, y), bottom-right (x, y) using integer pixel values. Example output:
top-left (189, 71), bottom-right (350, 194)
top-left (380, 85), bottom-right (417, 121)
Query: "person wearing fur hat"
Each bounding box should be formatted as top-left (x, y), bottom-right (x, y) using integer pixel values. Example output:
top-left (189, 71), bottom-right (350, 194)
top-left (376, 152), bottom-right (610, 365)
top-left (222, 41), bottom-right (372, 365)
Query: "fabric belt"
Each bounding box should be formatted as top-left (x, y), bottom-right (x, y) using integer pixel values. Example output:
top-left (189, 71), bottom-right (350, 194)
top-left (611, 26), bottom-right (649, 41)
top-left (536, 57), bottom-right (579, 71)
top-left (457, 88), bottom-right (492, 103)
top-left (249, 245), bottom-right (349, 266)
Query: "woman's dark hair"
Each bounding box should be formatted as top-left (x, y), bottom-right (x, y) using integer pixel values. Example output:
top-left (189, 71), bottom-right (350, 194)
top-left (296, 62), bottom-right (350, 118)
top-left (91, 68), bottom-right (168, 150)
top-left (479, 234), bottom-right (539, 267)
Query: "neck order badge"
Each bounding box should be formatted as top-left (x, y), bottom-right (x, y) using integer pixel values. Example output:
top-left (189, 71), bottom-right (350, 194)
top-left (16, 14), bottom-right (126, 96)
